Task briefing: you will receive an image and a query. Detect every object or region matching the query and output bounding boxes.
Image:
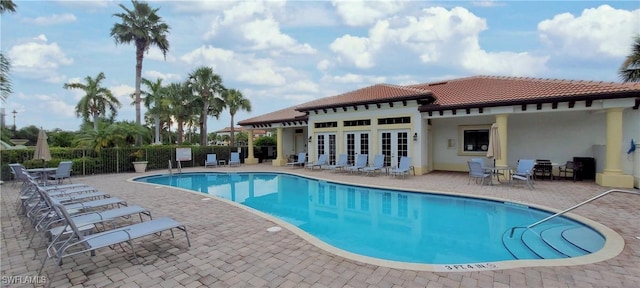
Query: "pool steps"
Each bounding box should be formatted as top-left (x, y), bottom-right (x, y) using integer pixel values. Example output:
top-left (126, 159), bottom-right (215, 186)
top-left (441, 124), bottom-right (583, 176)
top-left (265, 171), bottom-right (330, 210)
top-left (502, 224), bottom-right (605, 260)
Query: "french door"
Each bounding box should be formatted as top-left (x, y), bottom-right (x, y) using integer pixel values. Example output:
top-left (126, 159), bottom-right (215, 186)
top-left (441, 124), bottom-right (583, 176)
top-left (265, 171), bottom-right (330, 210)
top-left (380, 130), bottom-right (409, 168)
top-left (345, 132), bottom-right (369, 164)
top-left (316, 133), bottom-right (336, 164)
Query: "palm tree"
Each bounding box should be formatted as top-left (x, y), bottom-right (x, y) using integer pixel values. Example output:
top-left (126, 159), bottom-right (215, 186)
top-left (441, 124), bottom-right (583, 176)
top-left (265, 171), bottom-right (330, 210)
top-left (619, 35), bottom-right (640, 82)
top-left (221, 88), bottom-right (252, 148)
top-left (0, 0), bottom-right (17, 102)
top-left (162, 82), bottom-right (194, 145)
top-left (0, 54), bottom-right (11, 102)
top-left (110, 0), bottom-right (170, 145)
top-left (187, 66), bottom-right (225, 146)
top-left (141, 77), bottom-right (165, 144)
top-left (0, 0), bottom-right (17, 13)
top-left (64, 72), bottom-right (121, 132)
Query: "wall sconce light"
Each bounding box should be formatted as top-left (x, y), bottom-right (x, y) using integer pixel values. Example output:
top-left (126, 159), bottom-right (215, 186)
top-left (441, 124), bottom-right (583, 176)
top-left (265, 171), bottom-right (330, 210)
top-left (308, 136), bottom-right (312, 143)
top-left (413, 132), bottom-right (418, 141)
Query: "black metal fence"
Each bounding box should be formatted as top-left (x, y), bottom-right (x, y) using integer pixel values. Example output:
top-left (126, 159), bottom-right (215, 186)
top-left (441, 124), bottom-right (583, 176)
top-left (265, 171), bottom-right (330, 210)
top-left (0, 145), bottom-right (277, 181)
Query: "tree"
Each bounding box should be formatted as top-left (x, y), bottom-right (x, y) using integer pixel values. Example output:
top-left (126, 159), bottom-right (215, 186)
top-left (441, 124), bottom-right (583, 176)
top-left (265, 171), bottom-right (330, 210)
top-left (619, 35), bottom-right (640, 82)
top-left (187, 66), bottom-right (225, 146)
top-left (111, 0), bottom-right (170, 145)
top-left (162, 82), bottom-right (194, 145)
top-left (0, 0), bottom-right (17, 102)
top-left (64, 72), bottom-right (121, 132)
top-left (141, 77), bottom-right (165, 144)
top-left (75, 121), bottom-right (149, 152)
top-left (221, 88), bottom-right (251, 149)
top-left (0, 0), bottom-right (17, 13)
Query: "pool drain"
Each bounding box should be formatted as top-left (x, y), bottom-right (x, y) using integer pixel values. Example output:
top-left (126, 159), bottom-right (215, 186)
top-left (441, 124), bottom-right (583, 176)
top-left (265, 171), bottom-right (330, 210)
top-left (267, 226), bottom-right (282, 232)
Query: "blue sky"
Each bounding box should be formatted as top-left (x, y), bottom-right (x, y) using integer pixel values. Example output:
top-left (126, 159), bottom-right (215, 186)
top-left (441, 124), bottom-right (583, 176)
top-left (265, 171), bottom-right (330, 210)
top-left (1, 0), bottom-right (639, 133)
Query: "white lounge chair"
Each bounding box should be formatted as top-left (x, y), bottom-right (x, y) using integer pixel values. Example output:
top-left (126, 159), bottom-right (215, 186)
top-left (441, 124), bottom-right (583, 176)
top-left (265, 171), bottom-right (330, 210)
top-left (325, 154), bottom-right (348, 172)
top-left (345, 154), bottom-right (368, 173)
top-left (389, 157), bottom-right (412, 178)
top-left (228, 152), bottom-right (241, 167)
top-left (286, 152), bottom-right (307, 168)
top-left (39, 203), bottom-right (189, 274)
top-left (305, 154), bottom-right (328, 170)
top-left (362, 154), bottom-right (384, 175)
top-left (204, 154), bottom-right (218, 168)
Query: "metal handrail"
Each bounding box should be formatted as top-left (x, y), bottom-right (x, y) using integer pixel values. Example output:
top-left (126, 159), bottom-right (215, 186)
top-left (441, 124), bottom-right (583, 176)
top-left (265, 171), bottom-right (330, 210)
top-left (509, 188), bottom-right (640, 238)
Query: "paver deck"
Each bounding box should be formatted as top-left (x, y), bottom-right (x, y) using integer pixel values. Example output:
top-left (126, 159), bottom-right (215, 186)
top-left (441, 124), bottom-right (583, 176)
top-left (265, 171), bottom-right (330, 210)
top-left (2, 163), bottom-right (639, 287)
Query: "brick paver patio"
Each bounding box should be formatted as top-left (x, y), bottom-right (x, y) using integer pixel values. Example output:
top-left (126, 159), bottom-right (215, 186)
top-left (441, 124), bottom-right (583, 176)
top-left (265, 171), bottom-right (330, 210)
top-left (2, 163), bottom-right (639, 287)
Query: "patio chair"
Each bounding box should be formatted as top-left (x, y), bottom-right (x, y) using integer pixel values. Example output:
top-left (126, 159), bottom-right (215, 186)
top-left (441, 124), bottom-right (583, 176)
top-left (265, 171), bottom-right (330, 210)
top-left (325, 154), bottom-right (348, 172)
top-left (286, 152), bottom-right (307, 168)
top-left (229, 152), bottom-right (241, 167)
top-left (467, 161), bottom-right (492, 186)
top-left (9, 163), bottom-right (39, 187)
top-left (39, 203), bottom-right (189, 274)
top-left (204, 154), bottom-right (218, 168)
top-left (534, 159), bottom-right (553, 180)
top-left (361, 154), bottom-right (385, 175)
top-left (48, 161), bottom-right (73, 184)
top-left (345, 154), bottom-right (368, 173)
top-left (389, 157), bottom-right (412, 178)
top-left (558, 160), bottom-right (578, 181)
top-left (305, 154), bottom-right (328, 170)
top-left (511, 159), bottom-right (535, 189)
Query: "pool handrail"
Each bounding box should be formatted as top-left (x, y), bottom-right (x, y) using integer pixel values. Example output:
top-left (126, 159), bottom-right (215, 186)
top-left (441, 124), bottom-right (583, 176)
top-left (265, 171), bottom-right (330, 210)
top-left (509, 188), bottom-right (640, 238)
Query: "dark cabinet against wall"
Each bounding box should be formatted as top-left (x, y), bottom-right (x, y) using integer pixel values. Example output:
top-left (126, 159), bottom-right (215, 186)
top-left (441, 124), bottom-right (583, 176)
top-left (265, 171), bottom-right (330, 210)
top-left (573, 157), bottom-right (596, 180)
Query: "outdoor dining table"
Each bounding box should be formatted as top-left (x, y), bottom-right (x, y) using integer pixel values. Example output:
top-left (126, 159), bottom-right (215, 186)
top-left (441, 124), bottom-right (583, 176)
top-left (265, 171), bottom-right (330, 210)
top-left (483, 165), bottom-right (512, 184)
top-left (27, 167), bottom-right (57, 185)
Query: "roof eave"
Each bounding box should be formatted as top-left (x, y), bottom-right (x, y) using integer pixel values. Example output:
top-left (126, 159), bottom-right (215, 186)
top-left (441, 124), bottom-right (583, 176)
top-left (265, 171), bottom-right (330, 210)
top-left (418, 91), bottom-right (640, 112)
top-left (296, 94), bottom-right (434, 112)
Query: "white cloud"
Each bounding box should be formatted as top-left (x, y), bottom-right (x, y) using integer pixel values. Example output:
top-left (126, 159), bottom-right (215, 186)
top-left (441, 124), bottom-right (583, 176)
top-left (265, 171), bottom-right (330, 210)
top-left (180, 45), bottom-right (287, 86)
top-left (331, 0), bottom-right (406, 26)
top-left (322, 73), bottom-right (386, 84)
top-left (329, 35), bottom-right (374, 69)
top-left (22, 13), bottom-right (76, 25)
top-left (7, 35), bottom-right (73, 81)
top-left (143, 70), bottom-right (182, 82)
top-left (317, 59), bottom-right (332, 71)
top-left (538, 5), bottom-right (640, 58)
top-left (200, 1), bottom-right (313, 55)
top-left (241, 17), bottom-right (316, 54)
top-left (145, 48), bottom-right (177, 63)
top-left (329, 6), bottom-right (548, 76)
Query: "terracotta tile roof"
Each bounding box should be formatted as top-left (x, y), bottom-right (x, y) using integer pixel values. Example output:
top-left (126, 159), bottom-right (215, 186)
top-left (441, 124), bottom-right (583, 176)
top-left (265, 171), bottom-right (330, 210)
top-left (411, 76), bottom-right (640, 111)
top-left (295, 84), bottom-right (433, 111)
top-left (238, 106), bottom-right (307, 126)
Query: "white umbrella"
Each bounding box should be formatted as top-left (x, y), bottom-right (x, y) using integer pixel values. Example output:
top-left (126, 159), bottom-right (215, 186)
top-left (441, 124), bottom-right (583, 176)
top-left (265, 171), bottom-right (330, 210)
top-left (486, 123), bottom-right (501, 160)
top-left (34, 127), bottom-right (52, 163)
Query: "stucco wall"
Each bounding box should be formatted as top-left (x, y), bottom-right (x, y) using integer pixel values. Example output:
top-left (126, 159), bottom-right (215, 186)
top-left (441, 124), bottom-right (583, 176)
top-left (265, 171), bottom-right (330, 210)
top-left (431, 109), bottom-right (638, 175)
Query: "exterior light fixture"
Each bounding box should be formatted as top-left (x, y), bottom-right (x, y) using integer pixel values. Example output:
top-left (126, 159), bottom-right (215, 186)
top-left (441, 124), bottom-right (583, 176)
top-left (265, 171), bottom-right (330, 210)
top-left (308, 136), bottom-right (312, 143)
top-left (413, 132), bottom-right (418, 141)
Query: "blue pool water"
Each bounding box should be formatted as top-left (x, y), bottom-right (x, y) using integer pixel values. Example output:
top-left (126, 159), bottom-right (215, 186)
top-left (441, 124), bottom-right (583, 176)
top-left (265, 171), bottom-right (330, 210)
top-left (135, 172), bottom-right (605, 265)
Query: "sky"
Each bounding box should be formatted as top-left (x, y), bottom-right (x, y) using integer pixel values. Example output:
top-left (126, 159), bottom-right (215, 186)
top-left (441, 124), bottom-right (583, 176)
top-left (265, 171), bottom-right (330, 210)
top-left (1, 0), bottom-right (639, 133)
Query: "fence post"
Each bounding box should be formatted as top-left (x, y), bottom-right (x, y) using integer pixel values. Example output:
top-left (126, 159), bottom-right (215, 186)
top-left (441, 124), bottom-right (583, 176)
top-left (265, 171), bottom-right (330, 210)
top-left (82, 148), bottom-right (86, 176)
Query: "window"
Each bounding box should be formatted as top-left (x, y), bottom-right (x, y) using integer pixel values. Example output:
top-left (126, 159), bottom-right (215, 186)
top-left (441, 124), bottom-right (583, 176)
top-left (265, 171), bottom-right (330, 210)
top-left (344, 119), bottom-right (370, 126)
top-left (314, 122), bottom-right (337, 128)
top-left (378, 117), bottom-right (410, 125)
top-left (458, 125), bottom-right (490, 155)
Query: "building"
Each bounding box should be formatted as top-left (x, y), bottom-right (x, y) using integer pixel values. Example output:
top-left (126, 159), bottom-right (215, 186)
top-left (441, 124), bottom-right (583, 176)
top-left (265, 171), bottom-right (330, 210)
top-left (239, 76), bottom-right (640, 188)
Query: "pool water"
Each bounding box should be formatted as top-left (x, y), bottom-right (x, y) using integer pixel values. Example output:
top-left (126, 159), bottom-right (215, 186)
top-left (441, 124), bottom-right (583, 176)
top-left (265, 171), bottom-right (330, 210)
top-left (135, 172), bottom-right (605, 265)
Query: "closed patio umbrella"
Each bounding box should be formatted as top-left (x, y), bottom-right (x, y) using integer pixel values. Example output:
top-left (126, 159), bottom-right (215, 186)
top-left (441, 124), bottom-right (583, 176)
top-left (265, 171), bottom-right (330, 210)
top-left (486, 123), bottom-right (501, 160)
top-left (34, 127), bottom-right (52, 164)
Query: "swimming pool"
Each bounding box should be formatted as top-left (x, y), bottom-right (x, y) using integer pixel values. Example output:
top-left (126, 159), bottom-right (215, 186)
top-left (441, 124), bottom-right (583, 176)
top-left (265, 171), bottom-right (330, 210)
top-left (135, 172), bottom-right (612, 269)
